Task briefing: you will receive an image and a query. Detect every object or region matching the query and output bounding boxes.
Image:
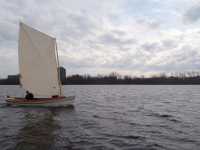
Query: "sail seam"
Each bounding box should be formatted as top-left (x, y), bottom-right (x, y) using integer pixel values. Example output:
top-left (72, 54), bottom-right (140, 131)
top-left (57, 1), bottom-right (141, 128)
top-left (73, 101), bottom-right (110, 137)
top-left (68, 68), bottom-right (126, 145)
top-left (20, 24), bottom-right (54, 38)
top-left (22, 77), bottom-right (59, 84)
top-left (19, 62), bottom-right (57, 68)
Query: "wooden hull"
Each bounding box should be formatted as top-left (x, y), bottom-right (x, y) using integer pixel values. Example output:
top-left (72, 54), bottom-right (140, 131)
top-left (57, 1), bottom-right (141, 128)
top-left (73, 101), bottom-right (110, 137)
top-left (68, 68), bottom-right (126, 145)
top-left (5, 96), bottom-right (75, 107)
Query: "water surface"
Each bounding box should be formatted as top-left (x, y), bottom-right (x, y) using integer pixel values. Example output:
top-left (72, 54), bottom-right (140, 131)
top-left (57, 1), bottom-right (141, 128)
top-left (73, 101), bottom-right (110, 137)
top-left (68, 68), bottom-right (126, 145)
top-left (0, 85), bottom-right (200, 150)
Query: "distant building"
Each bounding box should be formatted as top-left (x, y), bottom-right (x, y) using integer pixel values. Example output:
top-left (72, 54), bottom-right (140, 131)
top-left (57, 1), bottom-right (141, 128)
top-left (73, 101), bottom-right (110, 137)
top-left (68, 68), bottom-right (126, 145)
top-left (59, 67), bottom-right (66, 79)
top-left (8, 74), bottom-right (19, 80)
top-left (7, 74), bottom-right (20, 85)
top-left (0, 79), bottom-right (6, 85)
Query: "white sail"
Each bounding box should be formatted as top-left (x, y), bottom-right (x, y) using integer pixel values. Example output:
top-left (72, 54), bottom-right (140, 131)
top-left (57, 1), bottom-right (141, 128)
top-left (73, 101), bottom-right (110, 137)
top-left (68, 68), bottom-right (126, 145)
top-left (18, 22), bottom-right (61, 96)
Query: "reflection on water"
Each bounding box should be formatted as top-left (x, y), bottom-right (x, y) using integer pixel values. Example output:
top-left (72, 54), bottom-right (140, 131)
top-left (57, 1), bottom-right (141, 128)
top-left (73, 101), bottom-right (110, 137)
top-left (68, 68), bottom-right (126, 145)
top-left (15, 107), bottom-right (74, 150)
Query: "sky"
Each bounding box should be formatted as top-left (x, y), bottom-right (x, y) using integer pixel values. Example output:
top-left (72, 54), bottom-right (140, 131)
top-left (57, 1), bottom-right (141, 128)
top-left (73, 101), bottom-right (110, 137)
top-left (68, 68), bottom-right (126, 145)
top-left (1, 0), bottom-right (200, 78)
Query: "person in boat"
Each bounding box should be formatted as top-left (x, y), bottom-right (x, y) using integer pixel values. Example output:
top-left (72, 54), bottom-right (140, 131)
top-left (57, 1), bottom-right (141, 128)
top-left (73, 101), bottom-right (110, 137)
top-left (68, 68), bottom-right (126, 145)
top-left (25, 91), bottom-right (34, 100)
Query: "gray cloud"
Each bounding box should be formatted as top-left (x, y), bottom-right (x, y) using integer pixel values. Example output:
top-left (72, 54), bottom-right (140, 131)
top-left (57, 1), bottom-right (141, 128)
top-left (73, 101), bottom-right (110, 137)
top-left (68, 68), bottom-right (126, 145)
top-left (98, 30), bottom-right (137, 50)
top-left (175, 46), bottom-right (199, 62)
top-left (135, 15), bottom-right (167, 30)
top-left (0, 20), bottom-right (18, 47)
top-left (147, 17), bottom-right (167, 30)
top-left (162, 39), bottom-right (178, 49)
top-left (182, 2), bottom-right (200, 25)
top-left (0, 54), bottom-right (18, 78)
top-left (141, 42), bottom-right (158, 52)
top-left (144, 44), bottom-right (200, 73)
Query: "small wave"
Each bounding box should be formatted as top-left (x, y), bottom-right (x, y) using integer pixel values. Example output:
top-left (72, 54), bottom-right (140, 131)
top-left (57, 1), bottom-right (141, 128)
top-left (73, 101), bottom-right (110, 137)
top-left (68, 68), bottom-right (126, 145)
top-left (119, 135), bottom-right (146, 140)
top-left (138, 105), bottom-right (144, 109)
top-left (93, 115), bottom-right (102, 118)
top-left (160, 114), bottom-right (182, 123)
top-left (76, 140), bottom-right (94, 145)
top-left (145, 142), bottom-right (165, 149)
top-left (109, 139), bottom-right (128, 147)
top-left (88, 145), bottom-right (109, 150)
top-left (0, 103), bottom-right (8, 108)
top-left (129, 122), bottom-right (142, 126)
top-left (169, 118), bottom-right (181, 123)
top-left (150, 112), bottom-right (182, 123)
top-left (0, 103), bottom-right (22, 108)
top-left (149, 112), bottom-right (173, 118)
top-left (178, 137), bottom-right (198, 143)
top-left (159, 114), bottom-right (172, 118)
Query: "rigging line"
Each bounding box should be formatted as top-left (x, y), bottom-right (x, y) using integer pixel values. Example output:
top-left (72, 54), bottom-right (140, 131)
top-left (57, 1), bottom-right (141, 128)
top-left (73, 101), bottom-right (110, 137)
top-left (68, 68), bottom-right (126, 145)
top-left (14, 85), bottom-right (21, 97)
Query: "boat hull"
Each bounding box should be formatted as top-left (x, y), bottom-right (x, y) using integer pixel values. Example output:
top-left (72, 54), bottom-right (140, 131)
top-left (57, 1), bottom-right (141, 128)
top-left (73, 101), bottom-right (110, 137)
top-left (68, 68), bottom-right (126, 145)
top-left (5, 96), bottom-right (75, 107)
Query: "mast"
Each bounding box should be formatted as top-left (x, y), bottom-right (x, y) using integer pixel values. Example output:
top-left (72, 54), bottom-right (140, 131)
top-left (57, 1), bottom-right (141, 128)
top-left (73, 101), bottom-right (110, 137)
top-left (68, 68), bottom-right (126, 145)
top-left (18, 22), bottom-right (22, 88)
top-left (55, 39), bottom-right (62, 97)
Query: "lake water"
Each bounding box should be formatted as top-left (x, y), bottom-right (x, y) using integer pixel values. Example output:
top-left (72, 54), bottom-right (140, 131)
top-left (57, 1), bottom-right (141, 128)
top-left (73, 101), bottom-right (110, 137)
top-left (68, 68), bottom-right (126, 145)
top-left (0, 85), bottom-right (200, 150)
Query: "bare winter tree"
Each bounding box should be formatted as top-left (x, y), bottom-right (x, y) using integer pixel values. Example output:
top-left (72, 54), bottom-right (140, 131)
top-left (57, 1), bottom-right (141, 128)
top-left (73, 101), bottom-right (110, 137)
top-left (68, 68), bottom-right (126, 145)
top-left (109, 72), bottom-right (122, 79)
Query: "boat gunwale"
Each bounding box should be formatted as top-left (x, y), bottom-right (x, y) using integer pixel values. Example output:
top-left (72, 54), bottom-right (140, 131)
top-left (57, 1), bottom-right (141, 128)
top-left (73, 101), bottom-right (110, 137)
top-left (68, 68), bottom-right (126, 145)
top-left (6, 96), bottom-right (75, 104)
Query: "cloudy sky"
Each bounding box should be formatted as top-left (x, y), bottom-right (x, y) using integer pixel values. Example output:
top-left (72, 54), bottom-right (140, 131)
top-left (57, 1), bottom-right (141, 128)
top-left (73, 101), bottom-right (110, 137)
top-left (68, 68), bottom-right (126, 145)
top-left (1, 0), bottom-right (200, 78)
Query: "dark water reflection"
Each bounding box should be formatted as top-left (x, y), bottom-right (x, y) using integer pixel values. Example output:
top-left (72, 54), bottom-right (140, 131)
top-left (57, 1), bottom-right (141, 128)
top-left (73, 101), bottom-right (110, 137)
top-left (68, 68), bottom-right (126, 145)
top-left (16, 108), bottom-right (68, 149)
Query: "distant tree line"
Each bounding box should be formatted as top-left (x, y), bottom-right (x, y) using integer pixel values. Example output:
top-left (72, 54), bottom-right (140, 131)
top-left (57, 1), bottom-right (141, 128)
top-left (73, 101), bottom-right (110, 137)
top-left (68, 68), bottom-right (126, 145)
top-left (2, 71), bottom-right (200, 85)
top-left (61, 71), bottom-right (200, 85)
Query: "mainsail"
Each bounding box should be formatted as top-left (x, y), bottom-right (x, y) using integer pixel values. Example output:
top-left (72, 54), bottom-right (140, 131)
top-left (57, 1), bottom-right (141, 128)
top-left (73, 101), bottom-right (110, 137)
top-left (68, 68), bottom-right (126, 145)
top-left (18, 22), bottom-right (61, 96)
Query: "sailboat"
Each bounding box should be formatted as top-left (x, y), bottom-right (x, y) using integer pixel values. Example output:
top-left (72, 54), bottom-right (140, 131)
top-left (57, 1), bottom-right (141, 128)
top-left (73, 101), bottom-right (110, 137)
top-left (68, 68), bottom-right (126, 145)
top-left (6, 22), bottom-right (75, 106)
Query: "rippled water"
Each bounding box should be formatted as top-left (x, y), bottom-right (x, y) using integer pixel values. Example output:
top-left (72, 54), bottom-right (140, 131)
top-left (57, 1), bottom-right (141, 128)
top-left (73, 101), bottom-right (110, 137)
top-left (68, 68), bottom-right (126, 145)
top-left (0, 85), bottom-right (200, 150)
